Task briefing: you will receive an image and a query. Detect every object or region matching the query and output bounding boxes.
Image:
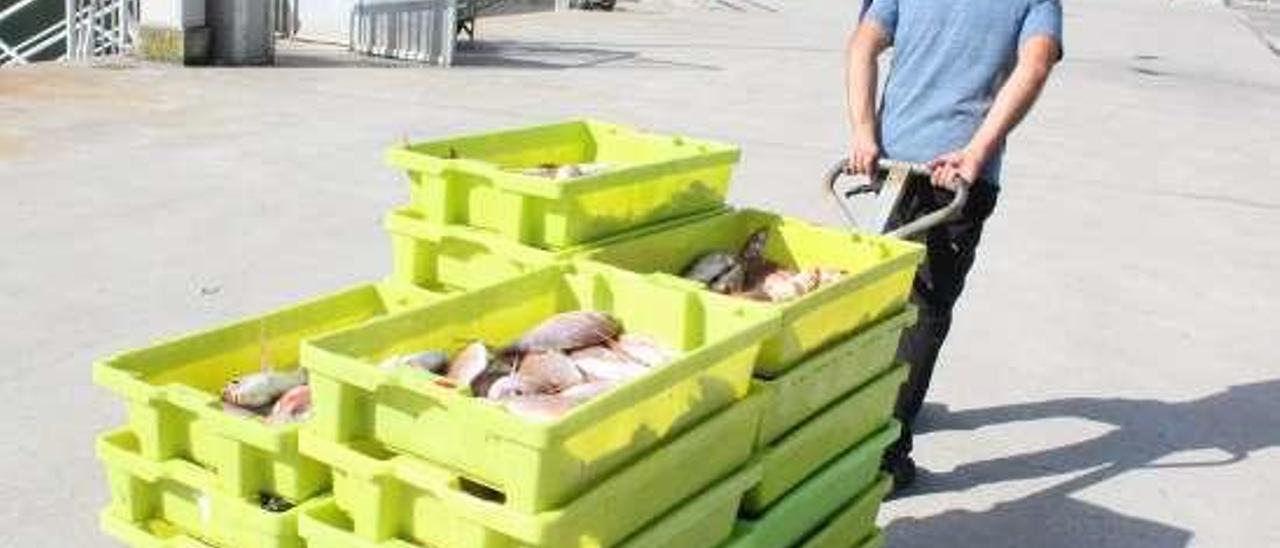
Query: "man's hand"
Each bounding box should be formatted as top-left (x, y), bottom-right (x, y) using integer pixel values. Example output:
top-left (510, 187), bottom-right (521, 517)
top-left (928, 148), bottom-right (984, 190)
top-left (848, 127), bottom-right (880, 175)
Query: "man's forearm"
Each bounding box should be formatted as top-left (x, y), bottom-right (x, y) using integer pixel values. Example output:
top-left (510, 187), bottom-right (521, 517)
top-left (846, 25), bottom-right (882, 137)
top-left (967, 37), bottom-right (1058, 163)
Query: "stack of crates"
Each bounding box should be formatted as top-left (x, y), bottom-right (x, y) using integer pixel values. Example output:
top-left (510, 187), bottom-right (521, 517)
top-left (92, 119), bottom-right (924, 548)
top-left (581, 209), bottom-right (923, 547)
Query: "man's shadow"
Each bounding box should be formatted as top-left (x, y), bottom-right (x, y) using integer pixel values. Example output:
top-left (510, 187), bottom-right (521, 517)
top-left (886, 379), bottom-right (1280, 548)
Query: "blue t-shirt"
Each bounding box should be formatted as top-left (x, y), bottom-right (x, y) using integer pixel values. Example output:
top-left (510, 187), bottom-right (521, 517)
top-left (862, 0), bottom-right (1063, 185)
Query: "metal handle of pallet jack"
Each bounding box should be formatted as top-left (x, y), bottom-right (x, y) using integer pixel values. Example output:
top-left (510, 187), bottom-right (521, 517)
top-left (824, 157), bottom-right (969, 239)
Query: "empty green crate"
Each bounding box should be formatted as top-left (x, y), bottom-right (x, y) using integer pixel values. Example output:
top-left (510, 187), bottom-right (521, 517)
top-left (296, 394), bottom-right (763, 547)
top-left (384, 206), bottom-right (556, 291)
top-left (386, 119), bottom-right (740, 250)
top-left (97, 428), bottom-right (316, 548)
top-left (743, 364), bottom-right (906, 515)
top-left (755, 308), bottom-right (915, 447)
top-left (580, 209), bottom-right (923, 376)
top-left (302, 262), bottom-right (779, 513)
top-left (724, 422), bottom-right (900, 548)
top-left (92, 281), bottom-right (438, 503)
top-left (796, 474), bottom-right (892, 548)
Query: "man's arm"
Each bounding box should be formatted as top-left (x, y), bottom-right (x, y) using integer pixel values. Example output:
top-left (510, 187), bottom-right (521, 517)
top-left (930, 35), bottom-right (1061, 188)
top-left (846, 21), bottom-right (891, 175)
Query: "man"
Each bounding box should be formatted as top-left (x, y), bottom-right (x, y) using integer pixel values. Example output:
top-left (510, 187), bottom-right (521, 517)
top-left (845, 0), bottom-right (1064, 489)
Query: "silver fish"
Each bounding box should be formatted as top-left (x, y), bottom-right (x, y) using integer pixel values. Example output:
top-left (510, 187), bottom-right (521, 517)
top-left (611, 334), bottom-right (678, 368)
top-left (265, 385), bottom-right (312, 425)
top-left (378, 350), bottom-right (449, 374)
top-left (514, 311), bottom-right (622, 353)
top-left (570, 346), bottom-right (650, 382)
top-left (447, 342), bottom-right (490, 386)
top-left (223, 369), bottom-right (307, 409)
top-left (516, 350), bottom-right (585, 394)
top-left (683, 251), bottom-right (739, 286)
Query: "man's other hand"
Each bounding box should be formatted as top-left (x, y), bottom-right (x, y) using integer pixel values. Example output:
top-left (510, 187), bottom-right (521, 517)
top-left (928, 149), bottom-right (983, 190)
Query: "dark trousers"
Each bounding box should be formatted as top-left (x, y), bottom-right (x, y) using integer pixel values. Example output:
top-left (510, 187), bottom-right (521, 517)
top-left (882, 179), bottom-right (1000, 462)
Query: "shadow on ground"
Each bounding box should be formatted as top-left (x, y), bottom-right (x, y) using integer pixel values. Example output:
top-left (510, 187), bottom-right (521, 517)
top-left (887, 379), bottom-right (1280, 548)
top-left (453, 40), bottom-right (721, 70)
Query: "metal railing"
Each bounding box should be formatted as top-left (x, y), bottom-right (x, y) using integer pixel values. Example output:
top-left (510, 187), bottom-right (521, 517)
top-left (349, 0), bottom-right (457, 65)
top-left (65, 0), bottom-right (139, 60)
top-left (1, 0), bottom-right (68, 65)
top-left (0, 0), bottom-right (136, 66)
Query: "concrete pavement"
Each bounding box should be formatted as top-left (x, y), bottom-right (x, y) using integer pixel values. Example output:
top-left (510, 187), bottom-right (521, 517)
top-left (1, 0), bottom-right (1278, 545)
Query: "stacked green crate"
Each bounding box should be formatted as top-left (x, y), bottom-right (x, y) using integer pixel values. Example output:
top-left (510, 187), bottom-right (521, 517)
top-left (295, 263), bottom-right (779, 547)
top-left (93, 223), bottom-right (556, 546)
top-left (580, 208), bottom-right (924, 546)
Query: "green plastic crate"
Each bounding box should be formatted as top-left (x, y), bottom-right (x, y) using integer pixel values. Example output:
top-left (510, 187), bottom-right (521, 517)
top-left (724, 422), bottom-right (900, 548)
top-left (92, 282), bottom-right (439, 503)
top-left (100, 512), bottom-right (215, 547)
top-left (580, 209), bottom-right (924, 376)
top-left (616, 462), bottom-right (761, 548)
top-left (296, 394), bottom-right (764, 547)
top-left (755, 308), bottom-right (915, 447)
top-left (97, 428), bottom-right (316, 548)
top-left (743, 364), bottom-right (907, 515)
top-left (384, 206), bottom-right (557, 291)
top-left (386, 119), bottom-right (740, 250)
top-left (302, 262), bottom-right (778, 513)
top-left (796, 474), bottom-right (892, 548)
top-left (854, 528), bottom-right (886, 548)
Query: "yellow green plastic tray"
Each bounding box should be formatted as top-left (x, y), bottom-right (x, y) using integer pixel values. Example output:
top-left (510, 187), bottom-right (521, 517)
top-left (743, 364), bottom-right (907, 515)
top-left (92, 281), bottom-right (438, 503)
top-left (854, 528), bottom-right (886, 548)
top-left (616, 462), bottom-right (761, 548)
top-left (796, 474), bottom-right (892, 548)
top-left (724, 421), bottom-right (901, 548)
top-left (296, 394), bottom-right (764, 547)
top-left (755, 308), bottom-right (914, 447)
top-left (97, 428), bottom-right (316, 548)
top-left (302, 262), bottom-right (779, 512)
top-left (580, 208), bottom-right (923, 375)
top-left (383, 206), bottom-right (556, 291)
top-left (386, 119), bottom-right (740, 250)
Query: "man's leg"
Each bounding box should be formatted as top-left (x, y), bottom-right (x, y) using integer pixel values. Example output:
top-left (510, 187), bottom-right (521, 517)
top-left (881, 180), bottom-right (999, 489)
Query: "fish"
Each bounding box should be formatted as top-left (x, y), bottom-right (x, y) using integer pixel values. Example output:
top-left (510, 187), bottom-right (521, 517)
top-left (504, 395), bottom-right (579, 422)
top-left (708, 263), bottom-right (747, 294)
top-left (447, 342), bottom-right (490, 386)
top-left (683, 229), bottom-right (772, 295)
top-left (611, 334), bottom-right (678, 367)
top-left (560, 380), bottom-right (619, 403)
top-left (222, 369), bottom-right (308, 409)
top-left (513, 311), bottom-right (622, 353)
top-left (570, 346), bottom-right (650, 382)
top-left (682, 251), bottom-right (739, 286)
top-left (515, 350), bottom-right (585, 394)
top-left (471, 366), bottom-right (514, 399)
top-left (265, 385), bottom-right (312, 425)
top-left (260, 493), bottom-right (294, 513)
top-left (484, 374), bottom-right (524, 400)
top-left (378, 350), bottom-right (449, 374)
top-left (516, 162), bottom-right (611, 181)
top-left (759, 269), bottom-right (822, 302)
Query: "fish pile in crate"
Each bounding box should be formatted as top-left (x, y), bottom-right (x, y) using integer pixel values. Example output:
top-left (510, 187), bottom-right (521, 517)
top-left (93, 119), bottom-right (925, 548)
